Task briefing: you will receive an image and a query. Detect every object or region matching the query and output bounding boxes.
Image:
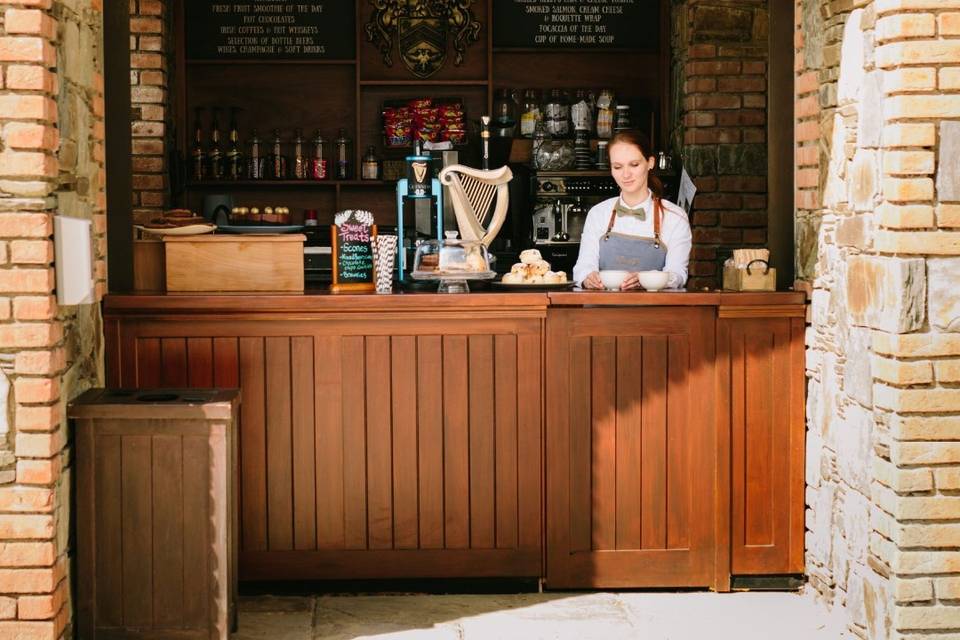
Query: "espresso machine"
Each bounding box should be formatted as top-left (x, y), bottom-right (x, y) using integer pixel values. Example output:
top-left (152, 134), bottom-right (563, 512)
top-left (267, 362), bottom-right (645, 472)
top-left (531, 173), bottom-right (618, 275)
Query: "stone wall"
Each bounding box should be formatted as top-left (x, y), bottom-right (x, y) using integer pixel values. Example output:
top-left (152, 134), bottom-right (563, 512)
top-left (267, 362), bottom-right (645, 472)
top-left (673, 0), bottom-right (769, 289)
top-left (130, 0), bottom-right (170, 223)
top-left (799, 0), bottom-right (960, 637)
top-left (0, 0), bottom-right (106, 636)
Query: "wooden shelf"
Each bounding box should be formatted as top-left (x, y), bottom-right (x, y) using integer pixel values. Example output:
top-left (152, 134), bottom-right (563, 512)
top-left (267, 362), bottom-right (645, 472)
top-left (186, 179), bottom-right (395, 188)
top-left (186, 59), bottom-right (357, 65)
top-left (359, 79), bottom-right (489, 87)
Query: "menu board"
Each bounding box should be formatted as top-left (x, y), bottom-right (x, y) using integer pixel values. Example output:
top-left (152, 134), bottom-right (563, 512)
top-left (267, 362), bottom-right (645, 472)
top-left (492, 0), bottom-right (658, 50)
top-left (330, 210), bottom-right (376, 293)
top-left (184, 1), bottom-right (355, 60)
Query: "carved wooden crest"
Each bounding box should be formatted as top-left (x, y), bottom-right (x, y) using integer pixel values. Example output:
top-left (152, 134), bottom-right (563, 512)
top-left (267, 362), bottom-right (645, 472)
top-left (365, 0), bottom-right (481, 78)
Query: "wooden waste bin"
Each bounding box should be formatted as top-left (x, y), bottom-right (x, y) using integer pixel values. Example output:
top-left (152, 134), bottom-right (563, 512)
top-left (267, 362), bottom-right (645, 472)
top-left (69, 388), bottom-right (239, 640)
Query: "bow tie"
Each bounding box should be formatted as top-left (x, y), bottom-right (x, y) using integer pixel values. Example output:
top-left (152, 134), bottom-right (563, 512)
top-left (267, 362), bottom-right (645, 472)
top-left (615, 202), bottom-right (647, 221)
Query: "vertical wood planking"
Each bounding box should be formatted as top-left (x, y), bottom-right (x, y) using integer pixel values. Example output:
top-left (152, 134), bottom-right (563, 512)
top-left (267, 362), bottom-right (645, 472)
top-left (772, 324), bottom-right (792, 549)
top-left (667, 334), bottom-right (691, 550)
top-left (443, 335), bottom-right (470, 549)
top-left (315, 336), bottom-right (345, 549)
top-left (341, 336), bottom-right (368, 549)
top-left (151, 435), bottom-right (184, 629)
top-left (121, 436), bottom-right (153, 627)
top-left (291, 336), bottom-right (317, 550)
top-left (615, 336), bottom-right (644, 550)
top-left (94, 434), bottom-right (123, 627)
top-left (517, 331), bottom-right (542, 550)
top-left (745, 329), bottom-right (774, 545)
top-left (160, 338), bottom-right (188, 387)
top-left (568, 336), bottom-right (592, 553)
top-left (238, 337), bottom-right (267, 551)
top-left (640, 336), bottom-right (668, 550)
top-left (137, 338), bottom-right (161, 388)
top-left (591, 336), bottom-right (616, 551)
top-left (265, 337), bottom-right (294, 550)
top-left (182, 434), bottom-right (209, 628)
top-left (468, 335), bottom-right (496, 549)
top-left (365, 336), bottom-right (394, 549)
top-left (186, 337), bottom-right (214, 388)
top-left (494, 334), bottom-right (518, 550)
top-left (417, 336), bottom-right (444, 549)
top-left (391, 336), bottom-right (419, 550)
top-left (730, 325), bottom-right (747, 553)
top-left (212, 338), bottom-right (239, 389)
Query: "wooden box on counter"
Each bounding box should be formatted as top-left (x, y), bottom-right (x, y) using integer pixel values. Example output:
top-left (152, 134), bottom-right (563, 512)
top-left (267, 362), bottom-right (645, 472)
top-left (163, 234), bottom-right (305, 293)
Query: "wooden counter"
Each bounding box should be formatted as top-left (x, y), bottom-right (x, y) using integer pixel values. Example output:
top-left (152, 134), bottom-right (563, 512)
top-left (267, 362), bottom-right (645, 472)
top-left (103, 289), bottom-right (805, 590)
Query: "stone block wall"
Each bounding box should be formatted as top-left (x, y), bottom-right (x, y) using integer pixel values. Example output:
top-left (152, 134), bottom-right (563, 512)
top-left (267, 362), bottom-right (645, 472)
top-left (130, 0), bottom-right (169, 223)
top-left (673, 0), bottom-right (769, 289)
top-left (0, 0), bottom-right (106, 637)
top-left (798, 0), bottom-right (960, 637)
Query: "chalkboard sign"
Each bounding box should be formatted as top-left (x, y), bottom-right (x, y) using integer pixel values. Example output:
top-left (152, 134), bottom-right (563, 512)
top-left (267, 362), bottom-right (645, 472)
top-left (184, 1), bottom-right (355, 60)
top-left (492, 0), bottom-right (658, 50)
top-left (330, 210), bottom-right (377, 293)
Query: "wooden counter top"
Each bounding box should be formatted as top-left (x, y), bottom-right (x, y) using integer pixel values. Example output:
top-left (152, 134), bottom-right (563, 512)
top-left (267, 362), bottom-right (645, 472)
top-left (105, 288), bottom-right (804, 316)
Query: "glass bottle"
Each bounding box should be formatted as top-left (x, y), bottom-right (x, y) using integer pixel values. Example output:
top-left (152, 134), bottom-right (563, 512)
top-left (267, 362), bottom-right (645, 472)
top-left (492, 88), bottom-right (517, 137)
top-left (519, 89), bottom-right (541, 138)
top-left (309, 130), bottom-right (327, 180)
top-left (361, 145), bottom-right (380, 180)
top-left (267, 128), bottom-right (287, 179)
top-left (544, 88), bottom-right (570, 138)
top-left (190, 107), bottom-right (205, 181)
top-left (207, 108), bottom-right (223, 180)
top-left (335, 128), bottom-right (351, 180)
top-left (225, 107), bottom-right (243, 180)
top-left (595, 89), bottom-right (616, 139)
top-left (247, 128), bottom-right (264, 180)
top-left (292, 128), bottom-right (307, 179)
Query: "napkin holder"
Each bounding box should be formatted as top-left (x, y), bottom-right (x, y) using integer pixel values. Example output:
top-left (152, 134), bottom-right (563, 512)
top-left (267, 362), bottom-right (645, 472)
top-left (723, 259), bottom-right (776, 292)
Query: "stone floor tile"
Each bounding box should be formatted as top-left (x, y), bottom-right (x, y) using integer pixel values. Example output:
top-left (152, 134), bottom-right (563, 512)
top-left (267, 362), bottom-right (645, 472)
top-left (240, 595), bottom-right (316, 613)
top-left (232, 610), bottom-right (314, 640)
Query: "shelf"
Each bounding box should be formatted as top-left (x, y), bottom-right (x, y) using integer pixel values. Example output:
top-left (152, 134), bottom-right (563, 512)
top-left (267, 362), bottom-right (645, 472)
top-left (186, 59), bottom-right (357, 66)
top-left (359, 79), bottom-right (489, 87)
top-left (186, 179), bottom-right (395, 188)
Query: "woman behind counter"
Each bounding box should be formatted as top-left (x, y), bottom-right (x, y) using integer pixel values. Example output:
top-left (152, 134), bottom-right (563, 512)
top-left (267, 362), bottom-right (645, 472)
top-left (572, 130), bottom-right (692, 290)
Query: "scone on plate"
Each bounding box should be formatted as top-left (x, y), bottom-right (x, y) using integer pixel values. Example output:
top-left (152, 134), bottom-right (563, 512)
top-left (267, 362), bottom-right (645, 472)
top-left (519, 248), bottom-right (542, 264)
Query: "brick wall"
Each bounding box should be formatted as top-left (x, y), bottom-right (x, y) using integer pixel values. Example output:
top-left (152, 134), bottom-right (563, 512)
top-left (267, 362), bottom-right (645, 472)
top-left (674, 0), bottom-right (769, 289)
top-left (0, 0), bottom-right (106, 636)
top-left (799, 0), bottom-right (960, 637)
top-left (130, 0), bottom-right (169, 223)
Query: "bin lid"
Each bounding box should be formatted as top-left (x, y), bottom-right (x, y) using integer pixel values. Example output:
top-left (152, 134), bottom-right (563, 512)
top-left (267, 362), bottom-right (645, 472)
top-left (67, 388), bottom-right (240, 420)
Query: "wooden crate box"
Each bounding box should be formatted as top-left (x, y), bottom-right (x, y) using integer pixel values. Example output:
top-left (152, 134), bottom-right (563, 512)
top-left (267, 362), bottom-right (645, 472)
top-left (164, 234), bottom-right (305, 292)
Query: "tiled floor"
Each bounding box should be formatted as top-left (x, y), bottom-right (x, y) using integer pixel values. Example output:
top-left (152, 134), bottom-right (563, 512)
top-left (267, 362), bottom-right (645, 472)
top-left (232, 590), bottom-right (850, 639)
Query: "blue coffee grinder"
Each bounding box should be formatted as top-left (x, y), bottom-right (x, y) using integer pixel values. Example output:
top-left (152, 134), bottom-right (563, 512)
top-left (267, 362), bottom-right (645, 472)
top-left (395, 141), bottom-right (443, 281)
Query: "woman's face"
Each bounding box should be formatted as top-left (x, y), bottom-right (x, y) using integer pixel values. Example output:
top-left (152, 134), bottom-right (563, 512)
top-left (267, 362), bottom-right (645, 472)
top-left (609, 142), bottom-right (655, 199)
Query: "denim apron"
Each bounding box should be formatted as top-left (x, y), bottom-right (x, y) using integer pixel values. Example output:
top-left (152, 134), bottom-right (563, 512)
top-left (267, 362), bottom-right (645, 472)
top-left (598, 198), bottom-right (668, 272)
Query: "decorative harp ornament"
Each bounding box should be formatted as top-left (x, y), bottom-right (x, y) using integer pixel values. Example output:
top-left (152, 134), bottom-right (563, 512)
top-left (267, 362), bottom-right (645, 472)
top-left (438, 164), bottom-right (513, 247)
top-left (365, 0), bottom-right (481, 79)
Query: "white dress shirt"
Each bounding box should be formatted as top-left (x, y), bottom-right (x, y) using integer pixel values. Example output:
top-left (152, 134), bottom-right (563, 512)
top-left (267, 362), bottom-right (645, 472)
top-left (572, 193), bottom-right (692, 288)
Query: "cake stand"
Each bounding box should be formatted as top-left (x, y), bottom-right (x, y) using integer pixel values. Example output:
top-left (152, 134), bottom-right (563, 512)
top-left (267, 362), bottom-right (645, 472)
top-left (410, 270), bottom-right (497, 293)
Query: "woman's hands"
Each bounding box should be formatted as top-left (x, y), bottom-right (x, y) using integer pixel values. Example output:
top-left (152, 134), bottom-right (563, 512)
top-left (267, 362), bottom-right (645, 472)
top-left (581, 271), bottom-right (604, 290)
top-left (582, 271), bottom-right (645, 290)
top-left (620, 272), bottom-right (641, 290)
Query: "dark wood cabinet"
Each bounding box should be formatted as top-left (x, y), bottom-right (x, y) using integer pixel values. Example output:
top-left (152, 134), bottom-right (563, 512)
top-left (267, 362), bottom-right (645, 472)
top-left (105, 295), bottom-right (546, 580)
top-left (545, 307), bottom-right (718, 588)
top-left (719, 313), bottom-right (806, 577)
top-left (103, 291), bottom-right (806, 588)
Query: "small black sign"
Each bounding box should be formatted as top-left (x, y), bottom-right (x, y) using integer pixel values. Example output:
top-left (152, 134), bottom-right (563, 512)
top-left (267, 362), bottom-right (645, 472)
top-left (492, 0), bottom-right (658, 50)
top-left (331, 210), bottom-right (376, 292)
top-left (185, 1), bottom-right (355, 60)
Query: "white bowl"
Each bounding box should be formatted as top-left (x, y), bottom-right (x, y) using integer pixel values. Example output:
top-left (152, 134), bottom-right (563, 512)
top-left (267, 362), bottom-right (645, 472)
top-left (636, 270), bottom-right (670, 291)
top-left (599, 270), bottom-right (630, 290)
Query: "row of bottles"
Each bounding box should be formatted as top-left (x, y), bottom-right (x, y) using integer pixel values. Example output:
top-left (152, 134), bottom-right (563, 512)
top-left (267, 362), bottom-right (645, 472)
top-left (190, 107), bottom-right (369, 181)
top-left (493, 88), bottom-right (625, 140)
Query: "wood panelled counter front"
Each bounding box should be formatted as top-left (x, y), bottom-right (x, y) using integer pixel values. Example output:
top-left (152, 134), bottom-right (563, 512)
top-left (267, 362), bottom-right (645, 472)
top-left (103, 290), bottom-right (805, 589)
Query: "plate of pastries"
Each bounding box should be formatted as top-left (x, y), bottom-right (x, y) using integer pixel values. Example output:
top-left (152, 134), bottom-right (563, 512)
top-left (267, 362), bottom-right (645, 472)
top-left (493, 249), bottom-right (574, 290)
top-left (137, 209), bottom-right (216, 236)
